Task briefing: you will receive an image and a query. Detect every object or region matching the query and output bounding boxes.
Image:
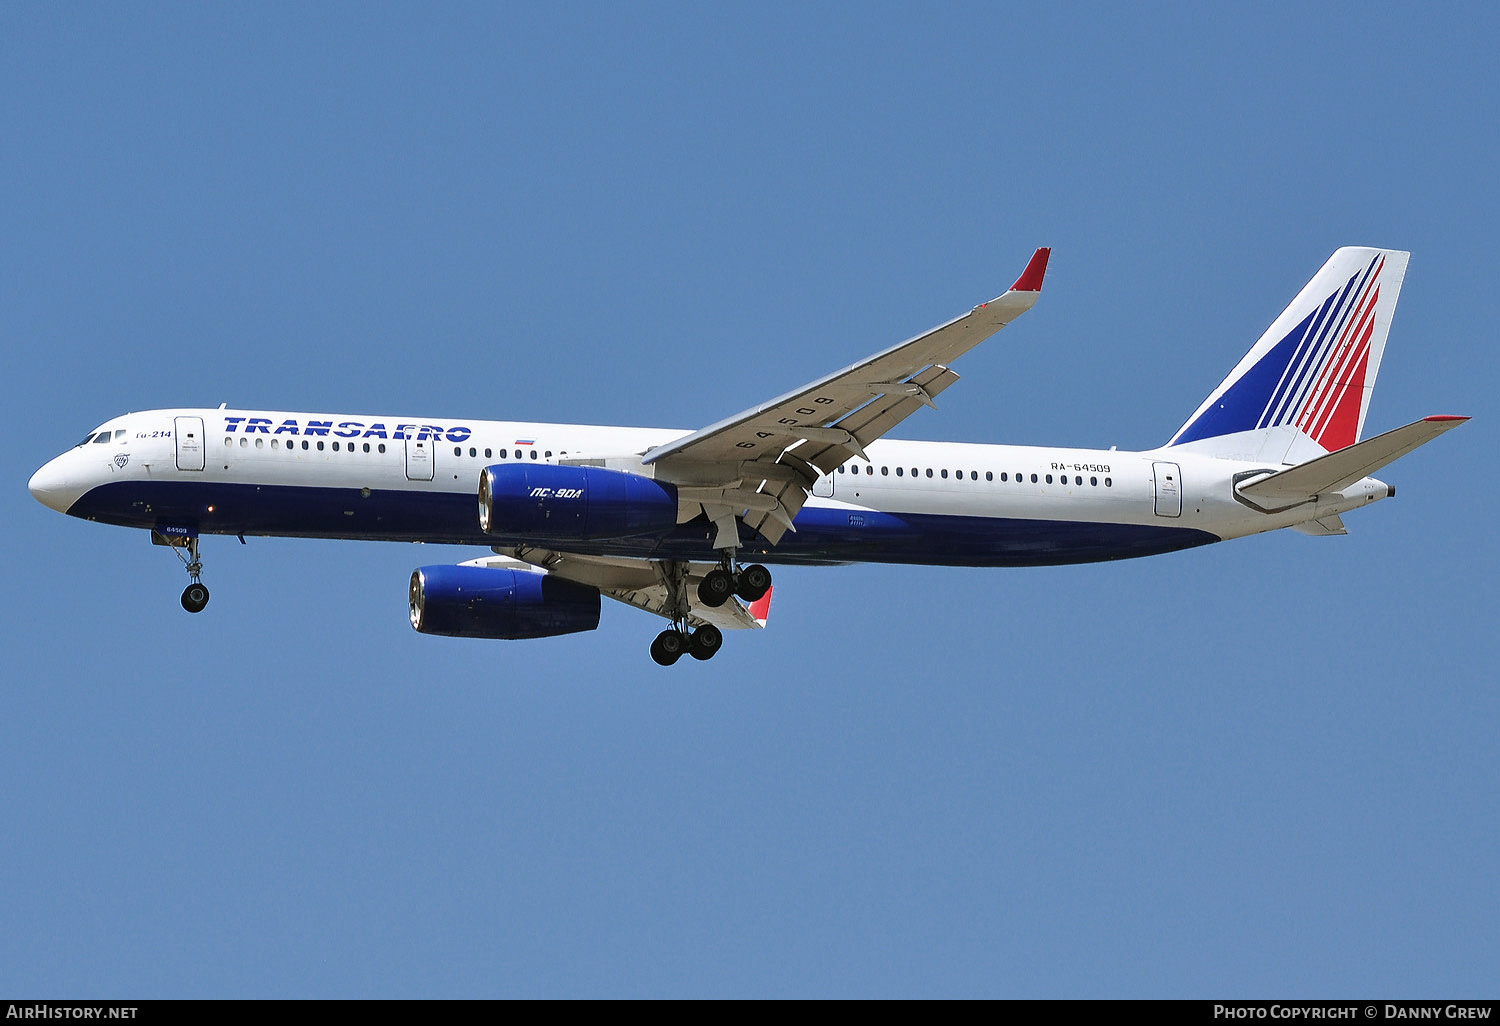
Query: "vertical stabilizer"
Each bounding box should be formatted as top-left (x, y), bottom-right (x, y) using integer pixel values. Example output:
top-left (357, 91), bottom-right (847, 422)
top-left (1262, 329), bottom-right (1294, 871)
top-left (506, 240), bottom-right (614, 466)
top-left (1168, 248), bottom-right (1409, 462)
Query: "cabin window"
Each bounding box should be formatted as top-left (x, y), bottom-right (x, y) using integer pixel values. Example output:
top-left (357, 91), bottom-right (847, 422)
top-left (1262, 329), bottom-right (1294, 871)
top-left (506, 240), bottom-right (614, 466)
top-left (940, 469), bottom-right (948, 479)
top-left (239, 438), bottom-right (247, 448)
top-left (271, 439), bottom-right (278, 450)
top-left (838, 466), bottom-right (845, 474)
top-left (485, 448), bottom-right (493, 459)
top-left (1091, 476), bottom-right (1098, 486)
top-left (364, 443), bottom-right (371, 453)
top-left (317, 441), bottom-right (325, 451)
top-left (453, 446), bottom-right (461, 456)
top-left (1030, 473), bottom-right (1038, 483)
top-left (925, 468), bottom-right (933, 478)
top-left (881, 466), bottom-right (888, 476)
top-left (545, 450), bottom-right (552, 458)
top-left (255, 438), bottom-right (264, 449)
top-left (224, 438), bottom-right (232, 448)
top-left (332, 442), bottom-right (340, 451)
top-left (530, 450), bottom-right (538, 460)
top-left (469, 447), bottom-right (477, 457)
top-left (1104, 477), bottom-right (1112, 487)
top-left (896, 467), bottom-right (904, 476)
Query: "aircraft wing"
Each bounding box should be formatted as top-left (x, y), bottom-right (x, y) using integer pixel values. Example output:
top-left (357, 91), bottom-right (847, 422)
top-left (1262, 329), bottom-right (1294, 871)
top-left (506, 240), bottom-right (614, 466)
top-left (467, 550), bottom-right (768, 631)
top-left (642, 248), bottom-right (1050, 545)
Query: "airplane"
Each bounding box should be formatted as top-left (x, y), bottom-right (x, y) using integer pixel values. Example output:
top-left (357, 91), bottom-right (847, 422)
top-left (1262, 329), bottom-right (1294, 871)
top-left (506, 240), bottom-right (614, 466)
top-left (28, 246), bottom-right (1467, 665)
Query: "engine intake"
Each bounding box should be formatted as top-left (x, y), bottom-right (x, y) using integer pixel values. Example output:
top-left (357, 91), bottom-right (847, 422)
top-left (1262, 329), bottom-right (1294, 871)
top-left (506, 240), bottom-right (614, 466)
top-left (478, 464), bottom-right (678, 540)
top-left (409, 564), bottom-right (601, 640)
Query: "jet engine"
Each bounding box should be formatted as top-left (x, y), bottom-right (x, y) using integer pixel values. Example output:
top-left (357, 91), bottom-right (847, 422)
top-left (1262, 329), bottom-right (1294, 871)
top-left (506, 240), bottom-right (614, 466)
top-left (409, 564), bottom-right (601, 640)
top-left (478, 464), bottom-right (679, 540)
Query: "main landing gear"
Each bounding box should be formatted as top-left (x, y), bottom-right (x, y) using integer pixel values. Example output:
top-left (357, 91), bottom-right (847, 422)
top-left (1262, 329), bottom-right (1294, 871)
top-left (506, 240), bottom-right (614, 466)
top-left (650, 623), bottom-right (723, 666)
top-left (649, 555), bottom-right (772, 666)
top-left (695, 560), bottom-right (772, 608)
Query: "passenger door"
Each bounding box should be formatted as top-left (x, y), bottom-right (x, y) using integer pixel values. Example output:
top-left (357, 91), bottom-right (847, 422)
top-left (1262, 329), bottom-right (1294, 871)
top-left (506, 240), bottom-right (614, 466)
top-left (174, 416), bottom-right (205, 471)
top-left (1153, 461), bottom-right (1182, 517)
top-left (404, 436), bottom-right (434, 481)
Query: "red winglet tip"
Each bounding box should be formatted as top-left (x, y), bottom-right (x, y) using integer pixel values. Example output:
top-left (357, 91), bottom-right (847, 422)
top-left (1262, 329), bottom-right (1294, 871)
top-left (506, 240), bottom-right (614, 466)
top-left (749, 588), bottom-right (773, 622)
top-left (1424, 415), bottom-right (1470, 423)
top-left (1010, 247), bottom-right (1051, 292)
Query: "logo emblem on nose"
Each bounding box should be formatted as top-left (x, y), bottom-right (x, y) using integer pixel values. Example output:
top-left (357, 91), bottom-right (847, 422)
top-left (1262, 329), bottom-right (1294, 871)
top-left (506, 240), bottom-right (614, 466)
top-left (114, 453), bottom-right (129, 469)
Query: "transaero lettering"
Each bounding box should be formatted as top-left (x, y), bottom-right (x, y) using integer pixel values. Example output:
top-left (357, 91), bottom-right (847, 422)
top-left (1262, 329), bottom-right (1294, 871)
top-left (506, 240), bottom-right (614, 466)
top-left (221, 417), bottom-right (471, 443)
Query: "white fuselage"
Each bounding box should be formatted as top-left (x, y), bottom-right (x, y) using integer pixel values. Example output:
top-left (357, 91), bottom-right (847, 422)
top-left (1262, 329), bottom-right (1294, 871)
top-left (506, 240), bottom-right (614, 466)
top-left (30, 407), bottom-right (1392, 568)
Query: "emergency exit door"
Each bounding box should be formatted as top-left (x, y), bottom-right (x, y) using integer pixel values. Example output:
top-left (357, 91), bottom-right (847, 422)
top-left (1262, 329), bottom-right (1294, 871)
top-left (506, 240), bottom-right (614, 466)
top-left (404, 436), bottom-right (434, 481)
top-left (1153, 461), bottom-right (1182, 517)
top-left (174, 416), bottom-right (205, 471)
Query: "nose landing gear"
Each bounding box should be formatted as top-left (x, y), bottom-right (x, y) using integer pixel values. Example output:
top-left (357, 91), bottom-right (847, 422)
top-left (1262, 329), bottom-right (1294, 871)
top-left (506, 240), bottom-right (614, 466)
top-left (178, 535), bottom-right (210, 613)
top-left (155, 531), bottom-right (210, 613)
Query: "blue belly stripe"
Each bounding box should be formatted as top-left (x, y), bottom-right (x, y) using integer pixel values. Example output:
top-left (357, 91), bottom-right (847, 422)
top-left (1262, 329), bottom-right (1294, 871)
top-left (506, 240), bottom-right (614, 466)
top-left (65, 481), bottom-right (1219, 568)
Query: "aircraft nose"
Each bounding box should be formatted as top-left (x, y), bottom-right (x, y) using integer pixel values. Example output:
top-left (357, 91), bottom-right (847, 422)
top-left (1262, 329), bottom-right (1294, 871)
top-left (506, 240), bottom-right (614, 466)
top-left (28, 456), bottom-right (72, 512)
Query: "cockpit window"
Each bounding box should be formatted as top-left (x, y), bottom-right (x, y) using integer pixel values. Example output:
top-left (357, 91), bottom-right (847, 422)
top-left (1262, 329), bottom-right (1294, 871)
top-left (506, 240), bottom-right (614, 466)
top-left (92, 431), bottom-right (112, 444)
top-left (114, 429), bottom-right (127, 441)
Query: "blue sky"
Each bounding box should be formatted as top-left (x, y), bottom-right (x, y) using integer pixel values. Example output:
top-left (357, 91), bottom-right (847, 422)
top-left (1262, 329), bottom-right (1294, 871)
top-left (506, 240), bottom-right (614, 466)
top-left (2, 3), bottom-right (1495, 997)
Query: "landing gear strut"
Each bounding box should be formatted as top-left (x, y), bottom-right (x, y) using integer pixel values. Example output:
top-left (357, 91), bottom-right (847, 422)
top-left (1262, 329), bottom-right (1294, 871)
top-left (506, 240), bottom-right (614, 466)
top-left (166, 535), bottom-right (210, 613)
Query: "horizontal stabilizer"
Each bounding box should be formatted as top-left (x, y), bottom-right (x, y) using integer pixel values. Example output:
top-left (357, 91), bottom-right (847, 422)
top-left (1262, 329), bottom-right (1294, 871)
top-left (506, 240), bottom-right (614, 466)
top-left (1238, 415), bottom-right (1468, 502)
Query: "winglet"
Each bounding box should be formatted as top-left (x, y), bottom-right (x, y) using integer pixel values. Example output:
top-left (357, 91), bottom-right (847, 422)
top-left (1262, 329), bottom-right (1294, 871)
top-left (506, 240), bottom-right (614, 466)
top-left (1010, 247), bottom-right (1051, 292)
top-left (749, 587), bottom-right (772, 628)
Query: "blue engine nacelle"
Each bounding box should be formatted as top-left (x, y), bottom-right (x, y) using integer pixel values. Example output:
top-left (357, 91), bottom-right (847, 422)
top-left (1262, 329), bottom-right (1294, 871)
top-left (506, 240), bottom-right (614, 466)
top-left (478, 463), bottom-right (679, 540)
top-left (409, 564), bottom-right (601, 640)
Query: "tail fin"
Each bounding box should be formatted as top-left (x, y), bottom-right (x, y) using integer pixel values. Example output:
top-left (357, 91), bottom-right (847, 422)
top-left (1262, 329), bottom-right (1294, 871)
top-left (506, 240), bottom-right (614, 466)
top-left (1168, 247), bottom-right (1409, 463)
